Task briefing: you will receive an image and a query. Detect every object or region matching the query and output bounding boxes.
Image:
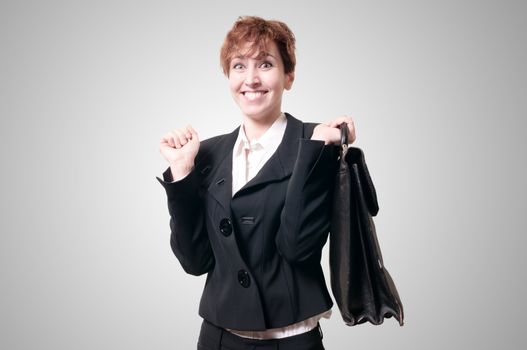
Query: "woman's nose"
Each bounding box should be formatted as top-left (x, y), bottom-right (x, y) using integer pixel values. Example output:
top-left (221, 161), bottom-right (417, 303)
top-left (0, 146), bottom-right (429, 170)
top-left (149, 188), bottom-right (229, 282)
top-left (244, 67), bottom-right (261, 86)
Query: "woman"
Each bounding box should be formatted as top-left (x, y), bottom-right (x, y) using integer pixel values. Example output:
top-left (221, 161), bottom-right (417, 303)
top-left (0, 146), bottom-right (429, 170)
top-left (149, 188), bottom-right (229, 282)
top-left (157, 16), bottom-right (355, 350)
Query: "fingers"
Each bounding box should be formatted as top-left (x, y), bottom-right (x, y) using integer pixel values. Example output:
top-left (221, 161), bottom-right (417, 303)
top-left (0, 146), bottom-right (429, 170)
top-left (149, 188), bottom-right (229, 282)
top-left (348, 120), bottom-right (356, 143)
top-left (326, 115), bottom-right (356, 144)
top-left (160, 134), bottom-right (174, 148)
top-left (187, 125), bottom-right (198, 139)
top-left (328, 115), bottom-right (354, 128)
top-left (160, 125), bottom-right (198, 149)
top-left (172, 129), bottom-right (188, 148)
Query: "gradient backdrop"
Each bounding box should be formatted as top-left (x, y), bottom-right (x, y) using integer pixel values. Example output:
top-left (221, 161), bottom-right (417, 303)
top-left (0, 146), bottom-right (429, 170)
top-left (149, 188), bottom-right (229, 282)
top-left (1, 0), bottom-right (526, 349)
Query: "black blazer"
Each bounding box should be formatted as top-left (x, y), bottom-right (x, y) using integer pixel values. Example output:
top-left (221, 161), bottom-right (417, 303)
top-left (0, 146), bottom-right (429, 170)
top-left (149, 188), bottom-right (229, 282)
top-left (157, 113), bottom-right (338, 331)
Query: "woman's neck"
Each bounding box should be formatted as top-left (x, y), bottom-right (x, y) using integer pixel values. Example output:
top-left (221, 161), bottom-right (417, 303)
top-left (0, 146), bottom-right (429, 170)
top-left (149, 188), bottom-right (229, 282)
top-left (242, 113), bottom-right (282, 141)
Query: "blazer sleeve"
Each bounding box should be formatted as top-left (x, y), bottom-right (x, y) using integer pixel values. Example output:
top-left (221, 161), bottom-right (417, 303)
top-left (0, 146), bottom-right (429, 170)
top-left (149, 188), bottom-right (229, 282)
top-left (275, 139), bottom-right (338, 263)
top-left (157, 167), bottom-right (214, 276)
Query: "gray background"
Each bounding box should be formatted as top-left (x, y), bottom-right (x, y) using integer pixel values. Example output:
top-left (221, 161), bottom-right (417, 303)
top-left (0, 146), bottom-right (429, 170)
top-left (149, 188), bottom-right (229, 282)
top-left (1, 0), bottom-right (526, 349)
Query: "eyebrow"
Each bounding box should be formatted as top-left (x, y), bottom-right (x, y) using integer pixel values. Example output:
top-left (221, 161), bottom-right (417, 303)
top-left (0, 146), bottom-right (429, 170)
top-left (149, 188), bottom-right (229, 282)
top-left (233, 52), bottom-right (277, 60)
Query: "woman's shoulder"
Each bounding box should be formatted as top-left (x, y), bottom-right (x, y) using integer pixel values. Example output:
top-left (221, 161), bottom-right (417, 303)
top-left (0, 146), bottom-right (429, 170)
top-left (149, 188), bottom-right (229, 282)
top-left (285, 112), bottom-right (319, 139)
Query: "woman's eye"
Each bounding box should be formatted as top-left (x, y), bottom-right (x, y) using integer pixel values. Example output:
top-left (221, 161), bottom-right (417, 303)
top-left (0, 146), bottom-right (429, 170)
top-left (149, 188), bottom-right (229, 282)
top-left (232, 63), bottom-right (244, 70)
top-left (260, 61), bottom-right (273, 69)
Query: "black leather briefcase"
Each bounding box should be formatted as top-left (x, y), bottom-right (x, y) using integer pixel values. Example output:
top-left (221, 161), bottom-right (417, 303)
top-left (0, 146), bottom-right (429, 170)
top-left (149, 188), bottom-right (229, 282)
top-left (329, 124), bottom-right (404, 326)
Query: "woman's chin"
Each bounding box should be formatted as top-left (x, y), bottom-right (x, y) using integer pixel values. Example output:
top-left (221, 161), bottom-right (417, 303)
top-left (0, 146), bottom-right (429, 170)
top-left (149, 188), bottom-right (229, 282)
top-left (239, 108), bottom-right (281, 123)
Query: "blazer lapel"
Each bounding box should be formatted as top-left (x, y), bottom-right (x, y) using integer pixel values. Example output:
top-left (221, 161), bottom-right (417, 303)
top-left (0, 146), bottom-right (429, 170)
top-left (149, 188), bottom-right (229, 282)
top-left (205, 128), bottom-right (238, 212)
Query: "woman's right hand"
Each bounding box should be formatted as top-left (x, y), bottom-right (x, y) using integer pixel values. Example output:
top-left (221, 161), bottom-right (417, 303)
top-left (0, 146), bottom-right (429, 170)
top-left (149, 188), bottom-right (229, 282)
top-left (159, 125), bottom-right (200, 181)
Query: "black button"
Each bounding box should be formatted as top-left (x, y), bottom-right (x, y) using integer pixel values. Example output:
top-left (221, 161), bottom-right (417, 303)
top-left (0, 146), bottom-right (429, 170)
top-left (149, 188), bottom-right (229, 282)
top-left (238, 270), bottom-right (251, 288)
top-left (219, 218), bottom-right (232, 236)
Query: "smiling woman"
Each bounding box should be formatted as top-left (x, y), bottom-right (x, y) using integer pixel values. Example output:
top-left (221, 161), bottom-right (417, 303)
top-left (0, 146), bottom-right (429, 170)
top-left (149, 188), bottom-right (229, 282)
top-left (227, 41), bottom-right (294, 130)
top-left (157, 16), bottom-right (356, 350)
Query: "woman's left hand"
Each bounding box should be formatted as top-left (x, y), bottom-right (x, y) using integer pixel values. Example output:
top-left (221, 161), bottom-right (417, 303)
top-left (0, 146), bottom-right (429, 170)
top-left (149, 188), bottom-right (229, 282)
top-left (311, 115), bottom-right (356, 145)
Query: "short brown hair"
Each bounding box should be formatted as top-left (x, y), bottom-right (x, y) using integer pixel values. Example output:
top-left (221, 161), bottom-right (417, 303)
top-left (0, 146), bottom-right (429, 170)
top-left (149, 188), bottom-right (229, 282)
top-left (220, 16), bottom-right (296, 76)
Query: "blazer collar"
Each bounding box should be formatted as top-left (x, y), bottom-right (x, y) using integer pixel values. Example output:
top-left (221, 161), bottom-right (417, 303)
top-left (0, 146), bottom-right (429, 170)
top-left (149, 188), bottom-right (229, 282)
top-left (205, 113), bottom-right (304, 209)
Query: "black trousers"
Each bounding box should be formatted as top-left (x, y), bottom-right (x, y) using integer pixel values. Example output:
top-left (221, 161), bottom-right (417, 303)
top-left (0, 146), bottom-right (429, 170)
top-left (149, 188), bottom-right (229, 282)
top-left (197, 319), bottom-right (325, 350)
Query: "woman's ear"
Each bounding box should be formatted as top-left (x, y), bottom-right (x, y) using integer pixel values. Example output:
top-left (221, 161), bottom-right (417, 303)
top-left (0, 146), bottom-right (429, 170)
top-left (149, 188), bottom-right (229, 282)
top-left (284, 71), bottom-right (295, 90)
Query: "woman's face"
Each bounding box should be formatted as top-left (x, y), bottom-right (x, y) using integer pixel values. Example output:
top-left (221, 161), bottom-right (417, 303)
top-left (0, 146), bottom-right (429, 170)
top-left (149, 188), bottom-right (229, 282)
top-left (228, 41), bottom-right (294, 124)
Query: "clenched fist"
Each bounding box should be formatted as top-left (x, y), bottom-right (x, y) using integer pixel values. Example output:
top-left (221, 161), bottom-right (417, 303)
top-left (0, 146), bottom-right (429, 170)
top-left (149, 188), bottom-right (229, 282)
top-left (311, 115), bottom-right (356, 145)
top-left (159, 125), bottom-right (200, 181)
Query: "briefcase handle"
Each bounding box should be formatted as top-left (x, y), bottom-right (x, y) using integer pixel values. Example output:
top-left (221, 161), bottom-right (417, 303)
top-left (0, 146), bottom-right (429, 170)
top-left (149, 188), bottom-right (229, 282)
top-left (339, 123), bottom-right (349, 156)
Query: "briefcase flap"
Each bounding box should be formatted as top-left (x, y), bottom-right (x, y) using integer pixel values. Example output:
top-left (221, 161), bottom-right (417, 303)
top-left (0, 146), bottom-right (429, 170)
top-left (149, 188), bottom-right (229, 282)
top-left (345, 147), bottom-right (379, 216)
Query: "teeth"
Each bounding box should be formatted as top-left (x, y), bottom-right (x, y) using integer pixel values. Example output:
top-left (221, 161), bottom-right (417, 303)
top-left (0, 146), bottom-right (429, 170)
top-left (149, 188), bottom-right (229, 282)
top-left (244, 91), bottom-right (265, 100)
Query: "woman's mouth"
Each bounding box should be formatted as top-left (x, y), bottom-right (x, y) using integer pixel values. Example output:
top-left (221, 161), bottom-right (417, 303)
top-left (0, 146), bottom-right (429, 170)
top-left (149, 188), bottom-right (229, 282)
top-left (242, 91), bottom-right (268, 101)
